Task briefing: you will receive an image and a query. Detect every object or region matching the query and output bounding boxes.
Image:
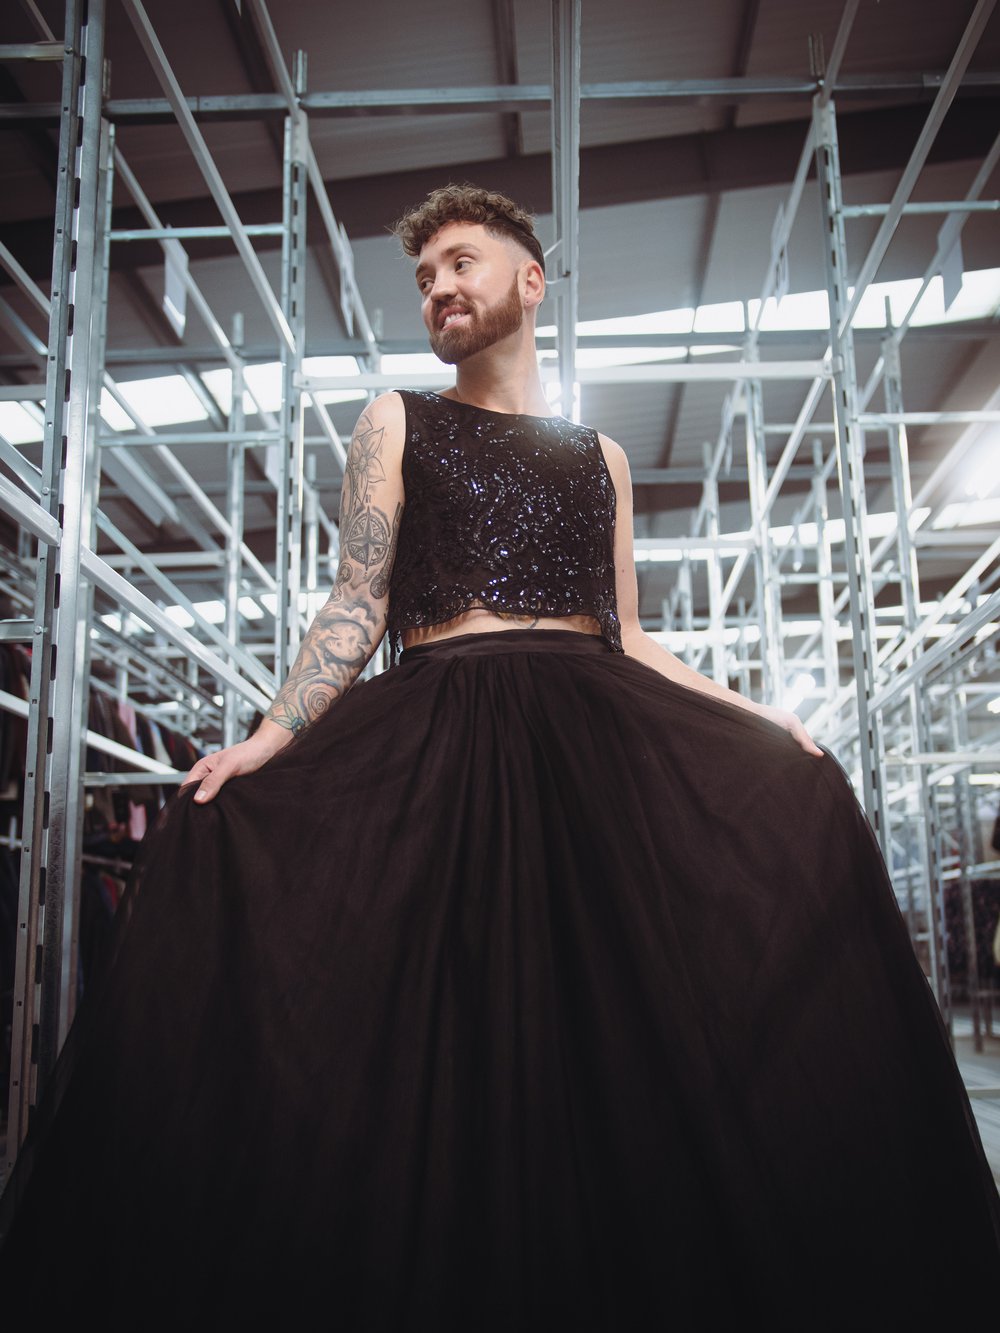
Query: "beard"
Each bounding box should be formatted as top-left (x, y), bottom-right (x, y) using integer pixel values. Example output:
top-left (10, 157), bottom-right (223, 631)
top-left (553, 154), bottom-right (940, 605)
top-left (429, 276), bottom-right (524, 364)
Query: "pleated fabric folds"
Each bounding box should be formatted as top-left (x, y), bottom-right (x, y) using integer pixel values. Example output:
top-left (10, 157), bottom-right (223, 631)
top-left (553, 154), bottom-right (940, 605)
top-left (2, 629), bottom-right (998, 1328)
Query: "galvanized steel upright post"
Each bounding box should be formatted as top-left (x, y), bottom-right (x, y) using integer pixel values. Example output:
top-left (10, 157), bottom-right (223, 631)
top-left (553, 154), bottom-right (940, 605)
top-left (224, 317), bottom-right (246, 749)
top-left (745, 379), bottom-right (783, 704)
top-left (58, 110), bottom-right (117, 1029)
top-left (812, 96), bottom-right (889, 853)
top-left (810, 439), bottom-right (839, 705)
top-left (948, 688), bottom-right (981, 1047)
top-left (550, 0), bottom-right (580, 421)
top-left (275, 107), bottom-right (308, 675)
top-left (4, 0), bottom-right (107, 1170)
top-left (702, 441), bottom-right (727, 685)
top-left (882, 332), bottom-right (949, 1017)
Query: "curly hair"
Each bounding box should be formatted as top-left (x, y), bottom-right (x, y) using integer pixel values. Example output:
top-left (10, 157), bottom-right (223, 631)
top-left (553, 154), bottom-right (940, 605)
top-left (392, 184), bottom-right (545, 274)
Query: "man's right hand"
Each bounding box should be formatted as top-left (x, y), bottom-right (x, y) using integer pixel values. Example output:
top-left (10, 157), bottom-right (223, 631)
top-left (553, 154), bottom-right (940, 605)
top-left (183, 729), bottom-right (290, 804)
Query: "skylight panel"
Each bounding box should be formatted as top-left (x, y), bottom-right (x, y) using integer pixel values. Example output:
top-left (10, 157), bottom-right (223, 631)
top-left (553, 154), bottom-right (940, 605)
top-left (963, 449), bottom-right (999, 500)
top-left (907, 268), bottom-right (1000, 325)
top-left (380, 353), bottom-right (448, 376)
top-left (164, 605), bottom-right (195, 629)
top-left (200, 368), bottom-right (233, 416)
top-left (99, 389), bottom-right (137, 432)
top-left (192, 599), bottom-right (226, 625)
top-left (582, 308), bottom-right (696, 336)
top-left (750, 290), bottom-right (831, 331)
top-left (849, 277), bottom-right (928, 329)
top-left (302, 355), bottom-right (367, 406)
top-left (689, 343), bottom-right (742, 357)
top-left (302, 356), bottom-right (360, 376)
top-left (932, 497), bottom-right (1000, 530)
top-left (0, 402), bottom-right (44, 444)
top-left (538, 308), bottom-right (696, 338)
top-left (115, 375), bottom-right (209, 427)
top-left (693, 301), bottom-right (745, 333)
top-left (568, 347), bottom-right (691, 369)
top-left (241, 362), bottom-right (283, 415)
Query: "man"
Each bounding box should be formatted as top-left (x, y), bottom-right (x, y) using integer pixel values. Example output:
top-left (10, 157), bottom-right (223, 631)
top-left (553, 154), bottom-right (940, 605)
top-left (186, 185), bottom-right (818, 802)
top-left (12, 189), bottom-right (998, 1328)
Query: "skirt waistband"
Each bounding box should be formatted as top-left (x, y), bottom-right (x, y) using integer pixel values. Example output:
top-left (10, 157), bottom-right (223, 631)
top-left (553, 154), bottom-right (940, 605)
top-left (398, 628), bottom-right (612, 665)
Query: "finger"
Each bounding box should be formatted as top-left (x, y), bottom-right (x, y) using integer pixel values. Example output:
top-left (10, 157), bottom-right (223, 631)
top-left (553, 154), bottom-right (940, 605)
top-left (192, 757), bottom-right (233, 804)
top-left (796, 726), bottom-right (823, 757)
top-left (184, 754), bottom-right (217, 783)
top-left (193, 773), bottom-right (228, 803)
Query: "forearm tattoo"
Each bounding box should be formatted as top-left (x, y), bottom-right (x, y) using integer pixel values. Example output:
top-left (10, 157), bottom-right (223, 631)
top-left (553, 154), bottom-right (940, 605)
top-left (264, 410), bottom-right (401, 736)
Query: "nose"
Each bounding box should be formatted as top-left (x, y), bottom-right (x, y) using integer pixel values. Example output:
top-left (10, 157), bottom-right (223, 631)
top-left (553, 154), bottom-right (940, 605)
top-left (426, 269), bottom-right (456, 304)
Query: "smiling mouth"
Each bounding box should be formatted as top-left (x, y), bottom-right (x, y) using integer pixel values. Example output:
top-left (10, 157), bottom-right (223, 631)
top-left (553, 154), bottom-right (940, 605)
top-left (439, 310), bottom-right (470, 331)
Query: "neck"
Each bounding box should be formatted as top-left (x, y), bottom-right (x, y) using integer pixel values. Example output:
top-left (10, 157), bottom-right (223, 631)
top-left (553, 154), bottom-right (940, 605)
top-left (450, 329), bottom-right (552, 417)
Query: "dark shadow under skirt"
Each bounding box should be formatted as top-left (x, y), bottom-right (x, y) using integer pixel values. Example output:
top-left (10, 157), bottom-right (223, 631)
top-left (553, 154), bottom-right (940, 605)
top-left (2, 629), bottom-right (998, 1327)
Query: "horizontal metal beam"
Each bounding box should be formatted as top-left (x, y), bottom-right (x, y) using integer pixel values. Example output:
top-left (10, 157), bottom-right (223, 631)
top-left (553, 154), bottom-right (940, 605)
top-left (634, 536), bottom-right (756, 553)
top-left (84, 769), bottom-right (187, 787)
top-left (0, 688), bottom-right (181, 776)
top-left (0, 42), bottom-right (64, 62)
top-left (886, 751), bottom-right (1000, 765)
top-left (101, 550), bottom-right (226, 569)
top-left (110, 224), bottom-right (284, 240)
top-left (0, 470), bottom-right (62, 546)
top-left (859, 411), bottom-right (1000, 426)
top-left (0, 619), bottom-right (34, 641)
top-left (842, 199), bottom-right (1000, 215)
top-left (5, 72), bottom-right (999, 124)
top-left (99, 431), bottom-right (280, 446)
top-left (629, 460), bottom-right (929, 486)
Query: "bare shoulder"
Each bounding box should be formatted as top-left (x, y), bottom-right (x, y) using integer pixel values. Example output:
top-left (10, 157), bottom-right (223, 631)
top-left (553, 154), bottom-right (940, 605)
top-left (353, 390), bottom-right (406, 446)
top-left (594, 432), bottom-right (632, 487)
top-left (347, 391), bottom-right (406, 483)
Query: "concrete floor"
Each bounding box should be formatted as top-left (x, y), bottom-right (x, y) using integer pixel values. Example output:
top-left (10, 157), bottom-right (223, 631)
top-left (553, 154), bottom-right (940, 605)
top-left (953, 1014), bottom-right (1000, 1189)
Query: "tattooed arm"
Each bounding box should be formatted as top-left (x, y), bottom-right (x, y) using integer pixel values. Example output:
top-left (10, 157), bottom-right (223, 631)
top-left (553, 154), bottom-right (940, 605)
top-left (185, 392), bottom-right (406, 802)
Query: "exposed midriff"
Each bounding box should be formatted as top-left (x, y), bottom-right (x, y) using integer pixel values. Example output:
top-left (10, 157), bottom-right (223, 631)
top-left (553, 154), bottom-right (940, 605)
top-left (400, 604), bottom-right (603, 650)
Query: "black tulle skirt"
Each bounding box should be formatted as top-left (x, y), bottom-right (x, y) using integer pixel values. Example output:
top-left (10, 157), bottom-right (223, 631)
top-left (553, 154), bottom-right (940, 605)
top-left (2, 629), bottom-right (999, 1327)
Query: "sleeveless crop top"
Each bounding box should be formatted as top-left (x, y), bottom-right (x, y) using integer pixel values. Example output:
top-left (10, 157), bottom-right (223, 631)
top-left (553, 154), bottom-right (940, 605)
top-left (386, 390), bottom-right (624, 663)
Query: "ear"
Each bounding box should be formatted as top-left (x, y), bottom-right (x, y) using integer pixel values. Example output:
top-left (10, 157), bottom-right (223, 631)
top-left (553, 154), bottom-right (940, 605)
top-left (521, 260), bottom-right (546, 310)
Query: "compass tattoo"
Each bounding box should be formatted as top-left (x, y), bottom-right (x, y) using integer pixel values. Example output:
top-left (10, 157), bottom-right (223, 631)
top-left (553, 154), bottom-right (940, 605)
top-left (265, 407), bottom-right (401, 736)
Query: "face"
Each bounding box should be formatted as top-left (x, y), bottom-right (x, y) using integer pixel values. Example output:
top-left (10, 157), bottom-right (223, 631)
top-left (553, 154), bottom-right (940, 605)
top-left (415, 222), bottom-right (531, 364)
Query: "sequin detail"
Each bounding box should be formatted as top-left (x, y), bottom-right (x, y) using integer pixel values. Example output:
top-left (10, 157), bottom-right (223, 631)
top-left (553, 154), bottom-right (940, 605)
top-left (386, 391), bottom-right (624, 664)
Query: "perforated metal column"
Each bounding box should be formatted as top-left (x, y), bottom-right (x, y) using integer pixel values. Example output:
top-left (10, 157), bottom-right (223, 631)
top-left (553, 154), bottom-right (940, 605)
top-left (813, 97), bottom-right (889, 851)
top-left (274, 111), bottom-right (308, 675)
top-left (5, 0), bottom-right (107, 1167)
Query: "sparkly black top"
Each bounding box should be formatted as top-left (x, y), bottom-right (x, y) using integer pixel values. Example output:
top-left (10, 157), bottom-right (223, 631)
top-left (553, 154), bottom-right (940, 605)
top-left (386, 390), bottom-right (624, 663)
